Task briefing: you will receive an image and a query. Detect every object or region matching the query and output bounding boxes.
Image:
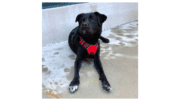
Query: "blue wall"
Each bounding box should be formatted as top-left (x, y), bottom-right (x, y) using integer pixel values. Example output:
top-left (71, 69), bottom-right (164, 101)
top-left (42, 2), bottom-right (86, 9)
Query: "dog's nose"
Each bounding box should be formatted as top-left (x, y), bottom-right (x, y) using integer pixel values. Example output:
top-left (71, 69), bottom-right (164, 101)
top-left (82, 23), bottom-right (88, 27)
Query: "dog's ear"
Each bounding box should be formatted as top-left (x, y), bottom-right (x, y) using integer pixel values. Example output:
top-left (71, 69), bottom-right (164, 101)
top-left (94, 12), bottom-right (107, 25)
top-left (75, 13), bottom-right (84, 22)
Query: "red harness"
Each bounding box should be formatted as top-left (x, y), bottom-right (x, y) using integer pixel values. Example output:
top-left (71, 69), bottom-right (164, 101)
top-left (79, 37), bottom-right (100, 60)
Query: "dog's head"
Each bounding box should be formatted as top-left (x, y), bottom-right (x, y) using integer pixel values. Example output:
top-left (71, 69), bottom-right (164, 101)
top-left (75, 12), bottom-right (107, 38)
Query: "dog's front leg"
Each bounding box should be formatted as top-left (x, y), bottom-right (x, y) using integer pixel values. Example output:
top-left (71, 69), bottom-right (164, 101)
top-left (69, 49), bottom-right (84, 93)
top-left (100, 36), bottom-right (109, 43)
top-left (94, 49), bottom-right (111, 92)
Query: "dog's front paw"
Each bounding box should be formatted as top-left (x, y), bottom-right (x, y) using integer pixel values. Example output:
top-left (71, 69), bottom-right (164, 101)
top-left (102, 81), bottom-right (112, 92)
top-left (69, 79), bottom-right (80, 93)
top-left (102, 38), bottom-right (110, 43)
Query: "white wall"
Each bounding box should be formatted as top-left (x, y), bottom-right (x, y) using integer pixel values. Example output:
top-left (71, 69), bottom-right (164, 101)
top-left (42, 3), bottom-right (138, 47)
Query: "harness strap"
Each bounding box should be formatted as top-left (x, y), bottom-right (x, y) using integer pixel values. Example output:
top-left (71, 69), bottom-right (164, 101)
top-left (79, 37), bottom-right (100, 60)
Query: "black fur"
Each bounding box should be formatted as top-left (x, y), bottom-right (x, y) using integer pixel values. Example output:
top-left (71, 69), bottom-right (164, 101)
top-left (68, 12), bottom-right (111, 93)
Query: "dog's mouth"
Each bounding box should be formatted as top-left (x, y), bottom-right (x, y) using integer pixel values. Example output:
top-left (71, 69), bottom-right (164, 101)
top-left (81, 30), bottom-right (87, 34)
top-left (84, 34), bottom-right (94, 38)
top-left (81, 31), bottom-right (94, 37)
top-left (81, 27), bottom-right (89, 33)
top-left (80, 28), bottom-right (94, 37)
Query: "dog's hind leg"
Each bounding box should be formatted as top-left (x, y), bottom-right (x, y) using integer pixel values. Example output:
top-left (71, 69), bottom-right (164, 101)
top-left (100, 36), bottom-right (109, 43)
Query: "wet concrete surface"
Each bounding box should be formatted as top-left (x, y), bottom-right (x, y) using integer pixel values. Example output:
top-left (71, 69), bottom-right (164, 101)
top-left (42, 20), bottom-right (138, 98)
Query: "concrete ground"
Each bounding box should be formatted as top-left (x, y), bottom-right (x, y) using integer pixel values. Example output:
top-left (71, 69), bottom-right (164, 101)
top-left (42, 20), bottom-right (138, 98)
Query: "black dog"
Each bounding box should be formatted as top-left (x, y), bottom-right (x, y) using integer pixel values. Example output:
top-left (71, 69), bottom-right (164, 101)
top-left (68, 12), bottom-right (111, 93)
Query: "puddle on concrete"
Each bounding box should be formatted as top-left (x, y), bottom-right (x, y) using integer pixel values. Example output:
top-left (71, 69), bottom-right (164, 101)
top-left (42, 66), bottom-right (48, 72)
top-left (115, 37), bottom-right (121, 40)
top-left (64, 68), bottom-right (70, 72)
top-left (42, 58), bottom-right (45, 62)
top-left (108, 34), bottom-right (117, 38)
top-left (42, 20), bottom-right (138, 98)
top-left (55, 47), bottom-right (63, 50)
top-left (68, 55), bottom-right (76, 60)
top-left (54, 52), bottom-right (59, 55)
top-left (111, 28), bottom-right (125, 36)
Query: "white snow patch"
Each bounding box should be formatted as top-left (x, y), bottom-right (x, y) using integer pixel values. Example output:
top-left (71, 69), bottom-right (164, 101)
top-left (42, 41), bottom-right (75, 93)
